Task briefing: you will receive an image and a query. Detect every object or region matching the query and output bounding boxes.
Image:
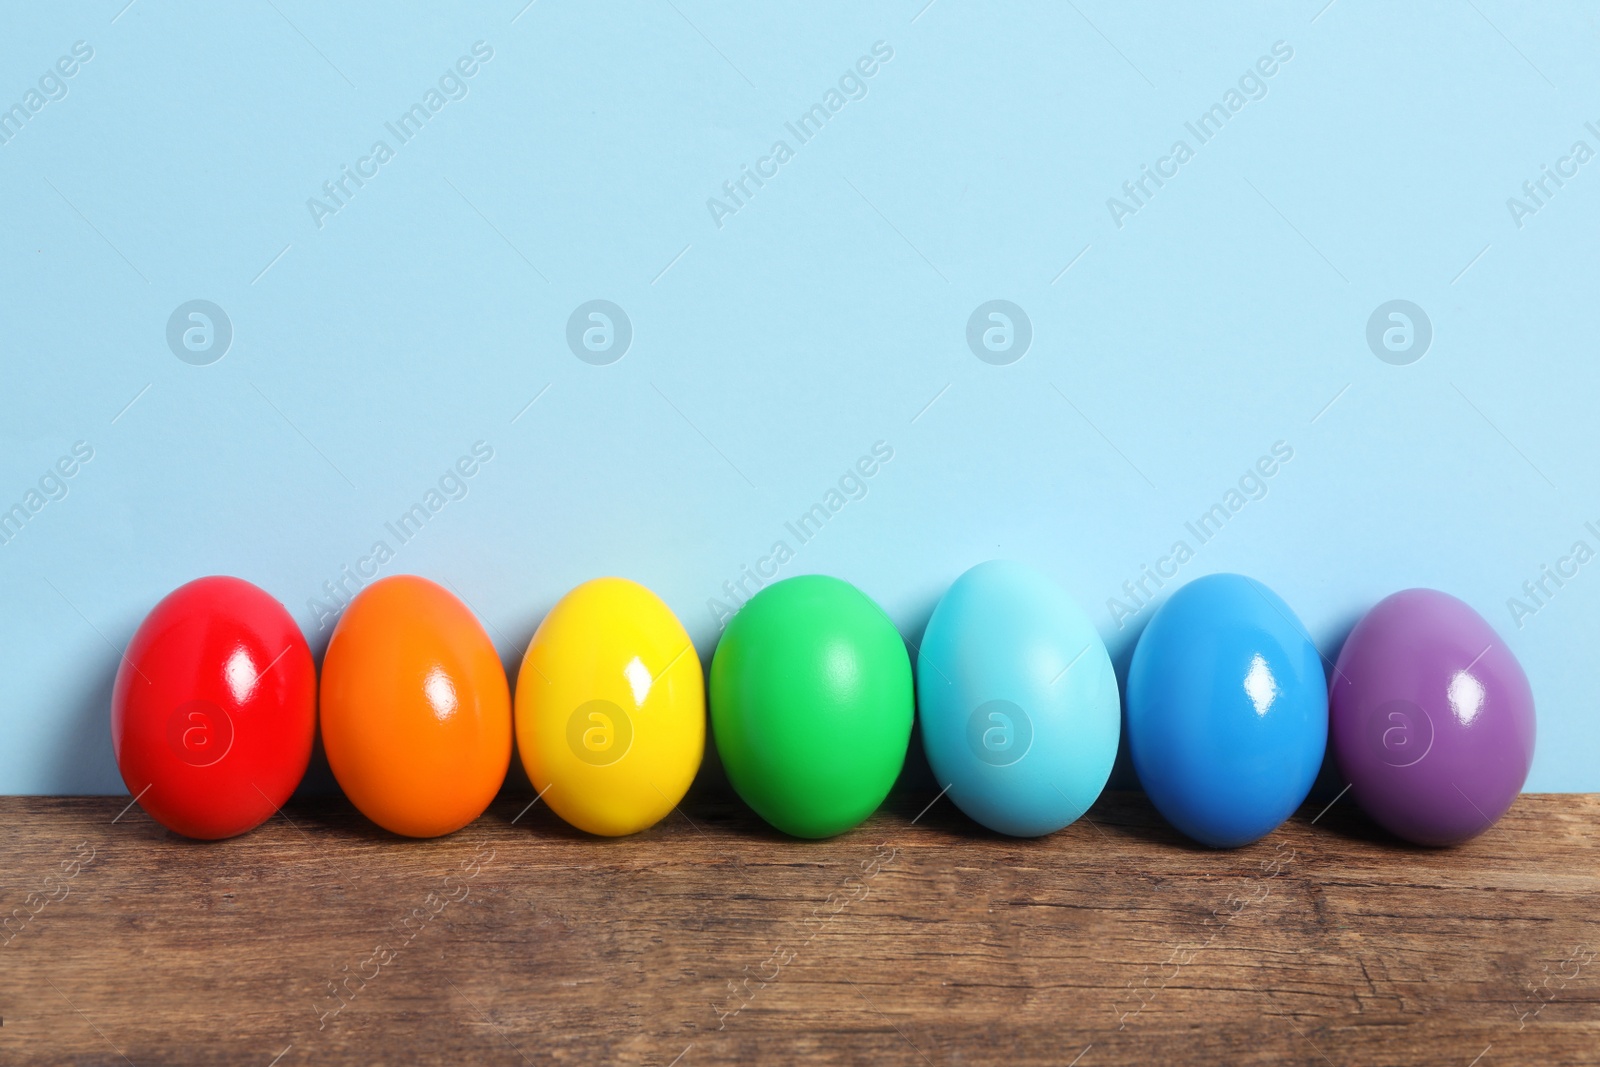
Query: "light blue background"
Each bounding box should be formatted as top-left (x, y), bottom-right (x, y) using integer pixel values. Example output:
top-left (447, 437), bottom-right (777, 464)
top-left (2, 1), bottom-right (1595, 794)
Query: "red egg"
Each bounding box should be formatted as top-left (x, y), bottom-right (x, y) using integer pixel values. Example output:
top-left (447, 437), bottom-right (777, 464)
top-left (111, 576), bottom-right (316, 839)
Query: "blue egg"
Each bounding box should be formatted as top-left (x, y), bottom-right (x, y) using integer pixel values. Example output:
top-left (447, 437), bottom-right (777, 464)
top-left (1126, 573), bottom-right (1327, 848)
top-left (917, 560), bottom-right (1120, 836)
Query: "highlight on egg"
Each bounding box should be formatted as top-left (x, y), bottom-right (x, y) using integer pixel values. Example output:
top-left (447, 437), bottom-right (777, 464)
top-left (1126, 573), bottom-right (1328, 848)
top-left (319, 574), bottom-right (512, 838)
top-left (111, 576), bottom-right (317, 840)
top-left (710, 574), bottom-right (913, 839)
top-left (105, 565), bottom-right (1543, 855)
top-left (917, 560), bottom-right (1120, 837)
top-left (515, 577), bottom-right (705, 837)
top-left (1329, 588), bottom-right (1535, 846)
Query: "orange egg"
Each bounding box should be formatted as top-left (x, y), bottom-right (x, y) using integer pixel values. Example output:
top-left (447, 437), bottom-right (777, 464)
top-left (320, 575), bottom-right (511, 837)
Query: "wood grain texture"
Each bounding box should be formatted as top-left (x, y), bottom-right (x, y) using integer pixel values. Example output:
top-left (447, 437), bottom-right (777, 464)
top-left (1, 790), bottom-right (1596, 1065)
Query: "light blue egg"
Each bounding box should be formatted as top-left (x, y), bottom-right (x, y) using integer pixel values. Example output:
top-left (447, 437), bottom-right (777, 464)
top-left (1126, 573), bottom-right (1327, 848)
top-left (917, 560), bottom-right (1120, 836)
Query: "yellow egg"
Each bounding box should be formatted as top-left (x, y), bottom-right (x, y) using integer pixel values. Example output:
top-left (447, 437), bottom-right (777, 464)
top-left (514, 577), bottom-right (704, 836)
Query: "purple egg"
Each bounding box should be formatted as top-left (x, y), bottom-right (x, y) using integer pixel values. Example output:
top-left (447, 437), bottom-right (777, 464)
top-left (1330, 589), bottom-right (1535, 846)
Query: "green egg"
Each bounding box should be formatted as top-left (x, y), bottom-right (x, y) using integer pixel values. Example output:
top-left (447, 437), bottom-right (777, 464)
top-left (710, 575), bottom-right (914, 838)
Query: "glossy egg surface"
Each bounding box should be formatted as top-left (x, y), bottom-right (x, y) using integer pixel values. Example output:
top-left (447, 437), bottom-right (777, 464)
top-left (111, 575), bottom-right (315, 839)
top-left (1330, 588), bottom-right (1534, 845)
top-left (320, 575), bottom-right (511, 838)
top-left (515, 577), bottom-right (704, 836)
top-left (1126, 573), bottom-right (1327, 848)
top-left (917, 560), bottom-right (1119, 836)
top-left (709, 575), bottom-right (912, 839)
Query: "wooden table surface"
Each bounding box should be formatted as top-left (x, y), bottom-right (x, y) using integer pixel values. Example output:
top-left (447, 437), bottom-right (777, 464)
top-left (1, 787), bottom-right (1595, 1066)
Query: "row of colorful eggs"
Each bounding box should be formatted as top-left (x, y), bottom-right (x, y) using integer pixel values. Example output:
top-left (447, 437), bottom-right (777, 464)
top-left (110, 564), bottom-right (1535, 847)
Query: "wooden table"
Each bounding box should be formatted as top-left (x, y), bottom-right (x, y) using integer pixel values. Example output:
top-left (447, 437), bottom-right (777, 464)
top-left (1, 789), bottom-right (1595, 1065)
